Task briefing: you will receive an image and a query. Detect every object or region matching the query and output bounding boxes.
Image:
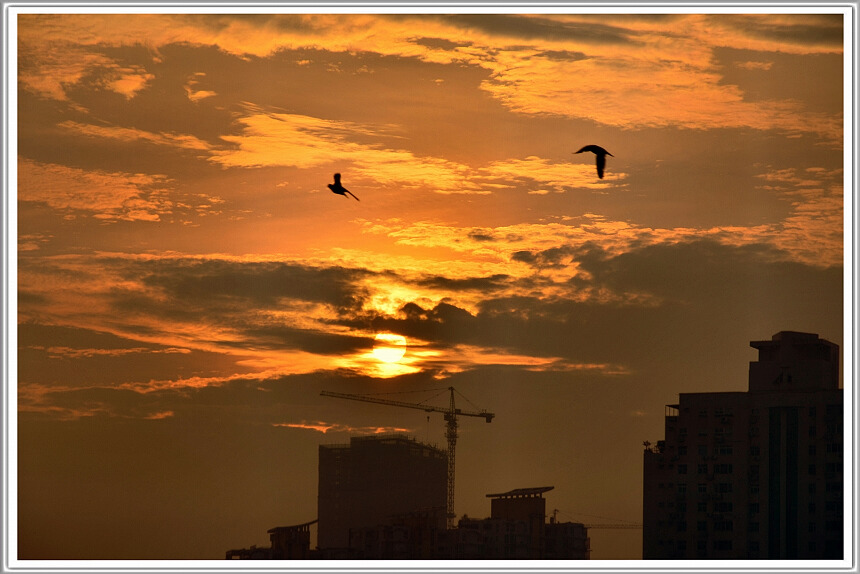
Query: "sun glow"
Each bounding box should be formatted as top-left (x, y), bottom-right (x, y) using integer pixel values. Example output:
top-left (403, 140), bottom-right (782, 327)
top-left (371, 333), bottom-right (407, 363)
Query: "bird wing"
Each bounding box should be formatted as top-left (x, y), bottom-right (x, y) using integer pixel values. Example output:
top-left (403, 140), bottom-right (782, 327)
top-left (333, 173), bottom-right (341, 184)
top-left (596, 154), bottom-right (606, 179)
top-left (575, 145), bottom-right (595, 154)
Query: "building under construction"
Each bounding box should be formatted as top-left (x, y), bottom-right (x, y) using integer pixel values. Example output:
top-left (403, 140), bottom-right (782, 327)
top-left (317, 435), bottom-right (448, 550)
top-left (227, 434), bottom-right (590, 560)
top-left (331, 485), bottom-right (589, 559)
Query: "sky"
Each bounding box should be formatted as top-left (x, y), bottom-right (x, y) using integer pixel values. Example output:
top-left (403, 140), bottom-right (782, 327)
top-left (9, 9), bottom-right (849, 562)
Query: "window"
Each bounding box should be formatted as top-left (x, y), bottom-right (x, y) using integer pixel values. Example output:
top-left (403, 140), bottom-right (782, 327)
top-left (809, 407), bottom-right (817, 417)
top-left (750, 446), bottom-right (760, 456)
top-left (677, 483), bottom-right (687, 494)
top-left (697, 521), bottom-right (707, 532)
top-left (809, 464), bottom-right (817, 475)
top-left (826, 404), bottom-right (841, 417)
top-left (809, 502), bottom-right (816, 513)
top-left (698, 445), bottom-right (707, 456)
top-left (697, 502), bottom-right (707, 512)
top-left (749, 503), bottom-right (760, 514)
top-left (698, 464), bottom-right (708, 474)
top-left (713, 540), bottom-right (732, 551)
top-left (716, 482), bottom-right (733, 494)
top-left (698, 483), bottom-right (707, 493)
top-left (677, 540), bottom-right (686, 551)
top-left (677, 521), bottom-right (687, 532)
top-left (809, 483), bottom-right (817, 494)
top-left (716, 446), bottom-right (733, 455)
top-left (714, 463), bottom-right (733, 474)
top-left (749, 541), bottom-right (760, 552)
top-left (809, 444), bottom-right (817, 456)
top-left (679, 446), bottom-right (687, 456)
top-left (809, 522), bottom-right (817, 533)
top-left (678, 464), bottom-right (687, 474)
top-left (826, 443), bottom-right (842, 454)
top-left (714, 520), bottom-right (733, 532)
top-left (748, 522), bottom-right (759, 533)
top-left (809, 426), bottom-right (817, 438)
top-left (714, 502), bottom-right (733, 513)
top-left (826, 501), bottom-right (840, 512)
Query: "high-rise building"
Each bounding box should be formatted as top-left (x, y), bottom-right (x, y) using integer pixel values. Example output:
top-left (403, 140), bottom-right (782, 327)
top-left (317, 434), bottom-right (447, 550)
top-left (643, 331), bottom-right (843, 559)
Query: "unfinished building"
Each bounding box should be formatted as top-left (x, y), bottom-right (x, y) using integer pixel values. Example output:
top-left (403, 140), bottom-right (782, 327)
top-left (317, 434), bottom-right (447, 550)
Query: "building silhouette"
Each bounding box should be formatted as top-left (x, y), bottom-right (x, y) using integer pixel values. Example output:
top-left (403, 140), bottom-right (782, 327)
top-left (347, 486), bottom-right (590, 559)
top-left (226, 520), bottom-right (316, 560)
top-left (317, 435), bottom-right (447, 550)
top-left (226, 434), bottom-right (590, 560)
top-left (643, 331), bottom-right (843, 559)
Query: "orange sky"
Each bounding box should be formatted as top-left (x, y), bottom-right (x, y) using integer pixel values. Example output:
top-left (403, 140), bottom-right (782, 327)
top-left (11, 9), bottom-right (848, 561)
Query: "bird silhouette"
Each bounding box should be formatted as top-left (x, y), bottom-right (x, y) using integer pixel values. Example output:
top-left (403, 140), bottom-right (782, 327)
top-left (574, 145), bottom-right (613, 179)
top-left (328, 173), bottom-right (359, 201)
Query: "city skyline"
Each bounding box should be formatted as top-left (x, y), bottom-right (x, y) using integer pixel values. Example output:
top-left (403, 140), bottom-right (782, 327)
top-left (8, 8), bottom-right (850, 562)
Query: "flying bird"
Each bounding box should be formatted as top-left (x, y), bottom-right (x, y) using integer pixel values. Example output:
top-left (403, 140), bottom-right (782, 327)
top-left (574, 145), bottom-right (613, 179)
top-left (328, 173), bottom-right (359, 201)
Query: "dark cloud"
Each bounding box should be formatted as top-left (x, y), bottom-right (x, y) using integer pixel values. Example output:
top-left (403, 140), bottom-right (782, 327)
top-left (135, 258), bottom-right (373, 310)
top-left (713, 47), bottom-right (843, 114)
top-left (229, 325), bottom-right (371, 356)
top-left (713, 14), bottom-right (843, 47)
top-left (437, 14), bottom-right (640, 45)
top-left (535, 49), bottom-right (589, 62)
top-left (368, 239), bottom-right (842, 375)
top-left (467, 230), bottom-right (496, 242)
top-left (415, 273), bottom-right (510, 292)
top-left (413, 37), bottom-right (472, 50)
top-left (17, 323), bottom-right (258, 387)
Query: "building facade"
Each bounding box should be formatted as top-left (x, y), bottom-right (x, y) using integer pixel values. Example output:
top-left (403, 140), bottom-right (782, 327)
top-left (643, 331), bottom-right (843, 559)
top-left (317, 434), bottom-right (447, 550)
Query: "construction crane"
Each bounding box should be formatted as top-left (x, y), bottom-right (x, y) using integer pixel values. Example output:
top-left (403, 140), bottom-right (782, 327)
top-left (551, 509), bottom-right (642, 529)
top-left (320, 386), bottom-right (494, 528)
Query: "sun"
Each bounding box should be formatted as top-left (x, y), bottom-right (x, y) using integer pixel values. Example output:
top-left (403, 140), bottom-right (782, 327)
top-left (371, 333), bottom-right (407, 363)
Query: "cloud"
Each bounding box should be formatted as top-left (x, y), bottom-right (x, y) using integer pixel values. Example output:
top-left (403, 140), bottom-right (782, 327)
top-left (17, 13), bottom-right (844, 140)
top-left (17, 159), bottom-right (173, 222)
top-left (58, 121), bottom-right (213, 152)
top-left (483, 156), bottom-right (624, 192)
top-left (274, 421), bottom-right (412, 434)
top-left (211, 110), bottom-right (487, 194)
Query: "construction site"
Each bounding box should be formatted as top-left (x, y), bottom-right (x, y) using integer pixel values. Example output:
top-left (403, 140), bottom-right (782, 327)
top-left (226, 387), bottom-right (639, 560)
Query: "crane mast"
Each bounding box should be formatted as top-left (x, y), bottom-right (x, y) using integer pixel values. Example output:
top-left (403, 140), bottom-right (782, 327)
top-left (320, 386), bottom-right (494, 528)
